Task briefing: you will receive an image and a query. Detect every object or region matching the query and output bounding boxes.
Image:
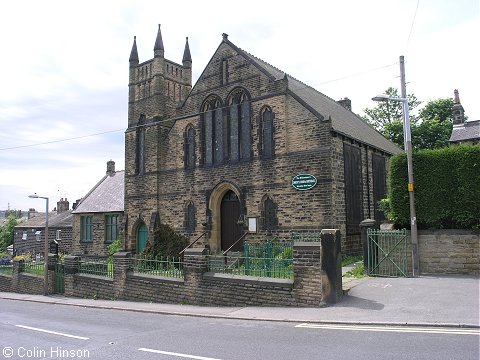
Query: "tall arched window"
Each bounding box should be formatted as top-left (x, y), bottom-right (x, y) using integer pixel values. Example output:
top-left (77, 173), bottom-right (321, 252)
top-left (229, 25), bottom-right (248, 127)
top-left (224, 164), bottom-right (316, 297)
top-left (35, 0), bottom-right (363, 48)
top-left (201, 96), bottom-right (223, 165)
top-left (262, 196), bottom-right (278, 230)
top-left (184, 125), bottom-right (195, 169)
top-left (227, 88), bottom-right (251, 162)
top-left (260, 107), bottom-right (274, 159)
top-left (185, 202), bottom-right (196, 233)
top-left (136, 115), bottom-right (146, 175)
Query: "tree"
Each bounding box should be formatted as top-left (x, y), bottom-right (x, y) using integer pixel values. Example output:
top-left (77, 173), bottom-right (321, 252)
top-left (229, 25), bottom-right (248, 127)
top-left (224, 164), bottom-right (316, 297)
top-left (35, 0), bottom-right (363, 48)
top-left (412, 98), bottom-right (454, 150)
top-left (362, 90), bottom-right (459, 150)
top-left (0, 213), bottom-right (19, 253)
top-left (361, 87), bottom-right (421, 147)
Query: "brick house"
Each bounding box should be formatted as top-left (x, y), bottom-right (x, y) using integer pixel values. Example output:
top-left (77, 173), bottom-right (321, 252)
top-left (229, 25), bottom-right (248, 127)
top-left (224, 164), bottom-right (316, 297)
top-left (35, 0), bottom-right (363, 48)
top-left (124, 26), bottom-right (401, 256)
top-left (13, 199), bottom-right (73, 256)
top-left (71, 161), bottom-right (124, 256)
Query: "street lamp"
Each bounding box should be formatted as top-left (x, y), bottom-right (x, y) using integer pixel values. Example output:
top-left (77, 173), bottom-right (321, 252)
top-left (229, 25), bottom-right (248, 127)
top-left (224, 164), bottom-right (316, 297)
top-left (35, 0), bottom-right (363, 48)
top-left (28, 193), bottom-right (49, 295)
top-left (372, 55), bottom-right (419, 277)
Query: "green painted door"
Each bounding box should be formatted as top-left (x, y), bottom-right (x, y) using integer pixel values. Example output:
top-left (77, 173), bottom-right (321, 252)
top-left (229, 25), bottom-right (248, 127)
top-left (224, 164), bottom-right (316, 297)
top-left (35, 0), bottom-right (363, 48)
top-left (137, 223), bottom-right (148, 253)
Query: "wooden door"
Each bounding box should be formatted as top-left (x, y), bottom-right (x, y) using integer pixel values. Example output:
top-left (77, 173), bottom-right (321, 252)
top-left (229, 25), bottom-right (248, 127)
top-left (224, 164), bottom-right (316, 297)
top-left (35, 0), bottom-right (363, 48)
top-left (221, 190), bottom-right (243, 252)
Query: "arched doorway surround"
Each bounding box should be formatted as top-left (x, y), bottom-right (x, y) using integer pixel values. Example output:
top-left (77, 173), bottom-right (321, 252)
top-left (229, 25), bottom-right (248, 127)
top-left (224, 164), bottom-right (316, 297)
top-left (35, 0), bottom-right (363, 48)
top-left (207, 182), bottom-right (244, 253)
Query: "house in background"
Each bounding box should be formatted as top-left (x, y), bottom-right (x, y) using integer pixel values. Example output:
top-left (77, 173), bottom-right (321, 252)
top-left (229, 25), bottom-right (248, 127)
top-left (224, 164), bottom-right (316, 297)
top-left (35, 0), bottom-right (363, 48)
top-left (449, 89), bottom-right (480, 145)
top-left (13, 198), bottom-right (73, 257)
top-left (71, 160), bottom-right (124, 256)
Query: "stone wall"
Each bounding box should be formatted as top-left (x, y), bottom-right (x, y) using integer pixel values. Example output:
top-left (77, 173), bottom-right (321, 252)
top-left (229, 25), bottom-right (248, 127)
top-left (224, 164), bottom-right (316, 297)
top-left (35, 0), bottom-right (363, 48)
top-left (62, 233), bottom-right (342, 307)
top-left (418, 230), bottom-right (479, 275)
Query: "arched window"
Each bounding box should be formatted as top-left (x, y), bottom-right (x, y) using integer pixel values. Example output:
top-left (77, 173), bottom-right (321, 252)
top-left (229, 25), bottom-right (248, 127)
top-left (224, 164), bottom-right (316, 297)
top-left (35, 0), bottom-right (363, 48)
top-left (201, 96), bottom-right (223, 165)
top-left (184, 125), bottom-right (195, 169)
top-left (185, 202), bottom-right (196, 233)
top-left (262, 196), bottom-right (278, 230)
top-left (136, 115), bottom-right (146, 175)
top-left (227, 88), bottom-right (251, 162)
top-left (260, 107), bottom-right (274, 159)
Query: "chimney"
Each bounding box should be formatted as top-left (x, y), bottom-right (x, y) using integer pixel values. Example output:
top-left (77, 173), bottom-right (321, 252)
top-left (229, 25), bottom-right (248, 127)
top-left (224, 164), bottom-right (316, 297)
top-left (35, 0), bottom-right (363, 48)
top-left (106, 160), bottom-right (115, 176)
top-left (72, 199), bottom-right (82, 210)
top-left (57, 198), bottom-right (70, 213)
top-left (337, 97), bottom-right (352, 111)
top-left (452, 89), bottom-right (465, 125)
top-left (28, 208), bottom-right (37, 219)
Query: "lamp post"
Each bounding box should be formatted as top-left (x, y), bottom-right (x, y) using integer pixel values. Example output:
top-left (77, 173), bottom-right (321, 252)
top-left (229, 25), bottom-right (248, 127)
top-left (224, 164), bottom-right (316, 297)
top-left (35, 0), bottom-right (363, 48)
top-left (28, 193), bottom-right (49, 295)
top-left (372, 55), bottom-right (419, 277)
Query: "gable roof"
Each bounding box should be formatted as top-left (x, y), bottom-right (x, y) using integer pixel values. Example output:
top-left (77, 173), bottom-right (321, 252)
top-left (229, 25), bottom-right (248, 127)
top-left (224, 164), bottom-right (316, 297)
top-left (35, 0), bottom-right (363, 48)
top-left (449, 120), bottom-right (480, 142)
top-left (72, 171), bottom-right (124, 214)
top-left (226, 39), bottom-right (402, 155)
top-left (15, 210), bottom-right (73, 229)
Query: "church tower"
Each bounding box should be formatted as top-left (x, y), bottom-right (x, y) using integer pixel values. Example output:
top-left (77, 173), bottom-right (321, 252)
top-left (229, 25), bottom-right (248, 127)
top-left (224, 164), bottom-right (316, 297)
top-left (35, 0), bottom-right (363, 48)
top-left (125, 25), bottom-right (193, 252)
top-left (127, 24), bottom-right (192, 128)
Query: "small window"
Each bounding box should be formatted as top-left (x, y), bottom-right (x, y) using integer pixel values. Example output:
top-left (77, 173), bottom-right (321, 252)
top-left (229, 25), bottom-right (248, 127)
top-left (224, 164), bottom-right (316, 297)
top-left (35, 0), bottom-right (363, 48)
top-left (263, 196), bottom-right (278, 230)
top-left (261, 107), bottom-right (274, 158)
top-left (80, 216), bottom-right (93, 242)
top-left (185, 202), bottom-right (196, 233)
top-left (105, 214), bottom-right (120, 243)
top-left (136, 116), bottom-right (146, 175)
top-left (185, 126), bottom-right (196, 169)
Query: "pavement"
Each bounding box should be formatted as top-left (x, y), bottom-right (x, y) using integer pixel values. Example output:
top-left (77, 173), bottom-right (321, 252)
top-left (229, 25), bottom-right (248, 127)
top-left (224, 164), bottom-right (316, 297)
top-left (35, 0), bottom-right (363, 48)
top-left (1, 266), bottom-right (478, 328)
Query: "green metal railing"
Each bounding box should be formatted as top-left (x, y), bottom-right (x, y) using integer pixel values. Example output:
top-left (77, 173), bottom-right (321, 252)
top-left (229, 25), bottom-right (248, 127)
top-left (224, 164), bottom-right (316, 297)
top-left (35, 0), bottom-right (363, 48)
top-left (132, 255), bottom-right (184, 278)
top-left (367, 228), bottom-right (410, 277)
top-left (243, 240), bottom-right (293, 259)
top-left (24, 262), bottom-right (44, 276)
top-left (78, 257), bottom-right (113, 278)
top-left (207, 254), bottom-right (293, 279)
top-left (0, 264), bottom-right (13, 275)
top-left (290, 231), bottom-right (321, 242)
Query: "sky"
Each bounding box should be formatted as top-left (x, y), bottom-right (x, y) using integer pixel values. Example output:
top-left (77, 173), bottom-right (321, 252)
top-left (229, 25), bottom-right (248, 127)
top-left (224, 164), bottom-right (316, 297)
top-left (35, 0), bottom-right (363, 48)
top-left (0, 0), bottom-right (478, 212)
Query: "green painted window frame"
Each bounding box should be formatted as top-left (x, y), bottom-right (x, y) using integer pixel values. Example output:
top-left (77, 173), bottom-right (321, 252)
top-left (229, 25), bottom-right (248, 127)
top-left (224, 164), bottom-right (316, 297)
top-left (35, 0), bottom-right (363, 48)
top-left (105, 214), bottom-right (120, 243)
top-left (80, 216), bottom-right (93, 242)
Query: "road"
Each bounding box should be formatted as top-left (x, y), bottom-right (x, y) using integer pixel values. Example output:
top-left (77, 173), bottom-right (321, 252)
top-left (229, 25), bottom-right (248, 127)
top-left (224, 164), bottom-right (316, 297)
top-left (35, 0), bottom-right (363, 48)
top-left (0, 299), bottom-right (478, 360)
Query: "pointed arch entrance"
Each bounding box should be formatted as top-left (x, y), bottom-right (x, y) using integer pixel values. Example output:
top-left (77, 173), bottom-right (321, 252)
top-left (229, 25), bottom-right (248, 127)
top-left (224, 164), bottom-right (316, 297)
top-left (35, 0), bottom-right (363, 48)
top-left (208, 182), bottom-right (244, 253)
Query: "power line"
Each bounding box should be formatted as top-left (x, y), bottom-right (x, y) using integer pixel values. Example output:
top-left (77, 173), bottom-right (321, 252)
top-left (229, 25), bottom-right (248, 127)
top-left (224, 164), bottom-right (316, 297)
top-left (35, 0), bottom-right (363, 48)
top-left (0, 61), bottom-right (399, 151)
top-left (0, 129), bottom-right (124, 151)
top-left (405, 0), bottom-right (420, 54)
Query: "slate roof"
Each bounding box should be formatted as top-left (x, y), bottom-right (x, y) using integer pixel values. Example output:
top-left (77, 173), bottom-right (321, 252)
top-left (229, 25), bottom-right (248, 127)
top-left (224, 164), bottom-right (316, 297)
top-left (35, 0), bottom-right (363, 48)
top-left (15, 211), bottom-right (73, 228)
top-left (234, 43), bottom-right (402, 155)
top-left (72, 171), bottom-right (124, 214)
top-left (449, 120), bottom-right (480, 143)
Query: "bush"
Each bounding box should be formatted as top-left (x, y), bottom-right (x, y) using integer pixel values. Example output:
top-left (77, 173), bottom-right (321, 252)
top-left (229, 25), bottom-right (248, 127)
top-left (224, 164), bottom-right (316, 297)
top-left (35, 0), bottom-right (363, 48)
top-left (389, 144), bottom-right (480, 229)
top-left (142, 223), bottom-right (189, 258)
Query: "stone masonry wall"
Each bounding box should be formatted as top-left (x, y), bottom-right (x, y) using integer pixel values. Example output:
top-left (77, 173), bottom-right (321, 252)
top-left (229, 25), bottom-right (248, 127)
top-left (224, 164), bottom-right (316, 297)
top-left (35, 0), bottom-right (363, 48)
top-left (418, 230), bottom-right (479, 275)
top-left (60, 235), bottom-right (342, 307)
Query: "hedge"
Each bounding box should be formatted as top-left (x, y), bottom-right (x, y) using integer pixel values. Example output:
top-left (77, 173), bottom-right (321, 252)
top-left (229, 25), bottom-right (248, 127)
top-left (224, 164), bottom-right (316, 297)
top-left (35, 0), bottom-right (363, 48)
top-left (389, 144), bottom-right (480, 229)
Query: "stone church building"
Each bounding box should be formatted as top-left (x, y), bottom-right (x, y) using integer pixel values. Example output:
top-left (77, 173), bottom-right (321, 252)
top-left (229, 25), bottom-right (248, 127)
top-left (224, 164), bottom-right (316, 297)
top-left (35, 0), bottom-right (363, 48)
top-left (124, 25), bottom-right (400, 256)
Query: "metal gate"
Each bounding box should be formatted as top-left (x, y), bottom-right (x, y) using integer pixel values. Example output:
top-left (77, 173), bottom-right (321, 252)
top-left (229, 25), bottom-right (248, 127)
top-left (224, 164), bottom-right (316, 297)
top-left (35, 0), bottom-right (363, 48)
top-left (54, 262), bottom-right (65, 294)
top-left (367, 229), bottom-right (410, 277)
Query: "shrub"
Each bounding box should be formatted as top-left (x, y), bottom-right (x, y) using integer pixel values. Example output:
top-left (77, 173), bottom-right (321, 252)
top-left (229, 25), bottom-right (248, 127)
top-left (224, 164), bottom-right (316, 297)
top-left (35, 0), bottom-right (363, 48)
top-left (142, 223), bottom-right (189, 258)
top-left (389, 144), bottom-right (480, 229)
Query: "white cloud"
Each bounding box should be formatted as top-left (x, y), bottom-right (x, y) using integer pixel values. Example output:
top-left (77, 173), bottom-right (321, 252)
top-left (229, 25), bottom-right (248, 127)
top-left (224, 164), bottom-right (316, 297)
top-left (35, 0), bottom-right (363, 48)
top-left (0, 0), bottom-right (478, 211)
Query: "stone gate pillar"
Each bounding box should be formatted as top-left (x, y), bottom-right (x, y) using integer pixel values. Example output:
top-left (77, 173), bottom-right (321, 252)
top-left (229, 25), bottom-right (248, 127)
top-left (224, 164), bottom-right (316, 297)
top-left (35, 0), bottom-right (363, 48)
top-left (113, 252), bottom-right (131, 300)
top-left (64, 255), bottom-right (79, 297)
top-left (183, 248), bottom-right (208, 305)
top-left (360, 219), bottom-right (377, 272)
top-left (321, 229), bottom-right (342, 304)
top-left (293, 242), bottom-right (322, 306)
